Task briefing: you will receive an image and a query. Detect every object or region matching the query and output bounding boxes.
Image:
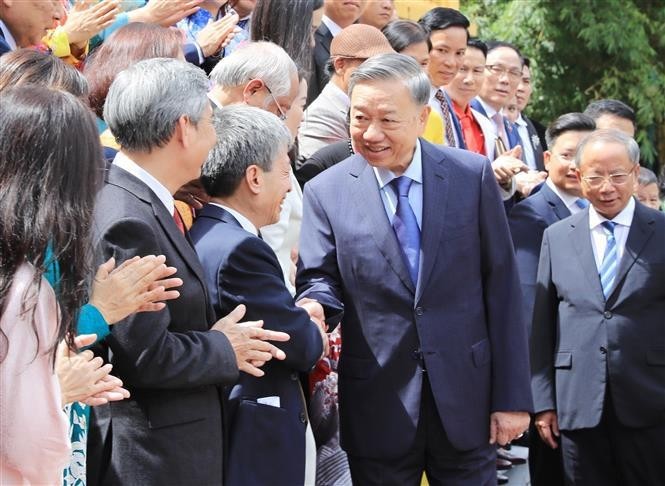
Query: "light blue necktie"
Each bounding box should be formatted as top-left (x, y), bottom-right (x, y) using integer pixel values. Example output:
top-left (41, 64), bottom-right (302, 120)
top-left (599, 221), bottom-right (617, 298)
top-left (390, 176), bottom-right (421, 286)
top-left (575, 198), bottom-right (589, 209)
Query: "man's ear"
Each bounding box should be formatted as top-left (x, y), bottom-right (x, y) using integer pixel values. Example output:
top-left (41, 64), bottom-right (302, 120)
top-left (543, 150), bottom-right (552, 172)
top-left (242, 79), bottom-right (264, 104)
top-left (245, 164), bottom-right (262, 195)
top-left (174, 115), bottom-right (190, 148)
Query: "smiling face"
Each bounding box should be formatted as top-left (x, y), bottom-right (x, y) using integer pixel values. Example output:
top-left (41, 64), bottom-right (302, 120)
top-left (324, 0), bottom-right (366, 28)
top-left (479, 46), bottom-right (522, 111)
top-left (350, 79), bottom-right (429, 175)
top-left (259, 145), bottom-right (292, 226)
top-left (426, 26), bottom-right (467, 87)
top-left (636, 182), bottom-right (660, 210)
top-left (577, 140), bottom-right (638, 219)
top-left (445, 45), bottom-right (486, 107)
top-left (1, 0), bottom-right (62, 47)
top-left (544, 130), bottom-right (591, 197)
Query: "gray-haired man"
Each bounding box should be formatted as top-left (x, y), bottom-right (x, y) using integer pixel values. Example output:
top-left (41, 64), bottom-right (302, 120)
top-left (297, 53), bottom-right (532, 484)
top-left (88, 58), bottom-right (289, 486)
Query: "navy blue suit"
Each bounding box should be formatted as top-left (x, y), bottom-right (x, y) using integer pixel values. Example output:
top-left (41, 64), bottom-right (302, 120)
top-left (297, 139), bottom-right (533, 481)
top-left (508, 182), bottom-right (569, 485)
top-left (190, 204), bottom-right (323, 486)
top-left (509, 182), bottom-right (572, 331)
top-left (0, 29), bottom-right (12, 56)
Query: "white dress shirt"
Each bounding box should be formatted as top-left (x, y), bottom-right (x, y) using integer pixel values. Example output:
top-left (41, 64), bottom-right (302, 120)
top-left (208, 202), bottom-right (258, 236)
top-left (373, 139), bottom-right (423, 229)
top-left (588, 197), bottom-right (635, 271)
top-left (515, 113), bottom-right (537, 170)
top-left (321, 15), bottom-right (343, 37)
top-left (545, 178), bottom-right (585, 215)
top-left (113, 152), bottom-right (174, 215)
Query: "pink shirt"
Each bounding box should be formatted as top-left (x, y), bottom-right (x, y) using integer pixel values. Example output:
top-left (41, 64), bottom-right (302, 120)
top-left (1, 263), bottom-right (71, 485)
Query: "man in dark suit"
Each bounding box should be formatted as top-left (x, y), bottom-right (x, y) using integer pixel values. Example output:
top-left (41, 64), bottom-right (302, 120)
top-left (531, 129), bottom-right (665, 485)
top-left (89, 58), bottom-right (289, 486)
top-left (0, 0), bottom-right (62, 56)
top-left (308, 0), bottom-right (366, 105)
top-left (191, 104), bottom-right (326, 486)
top-left (297, 53), bottom-right (533, 484)
top-left (509, 112), bottom-right (596, 485)
top-left (514, 59), bottom-right (546, 171)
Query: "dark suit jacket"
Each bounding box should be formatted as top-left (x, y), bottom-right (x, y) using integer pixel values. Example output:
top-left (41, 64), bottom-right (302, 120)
top-left (523, 114), bottom-right (545, 171)
top-left (0, 29), bottom-right (11, 57)
top-left (531, 203), bottom-right (665, 430)
top-left (307, 23), bottom-right (333, 105)
top-left (190, 204), bottom-right (323, 486)
top-left (297, 138), bottom-right (352, 186)
top-left (509, 182), bottom-right (572, 332)
top-left (88, 165), bottom-right (238, 485)
top-left (297, 139), bottom-right (533, 458)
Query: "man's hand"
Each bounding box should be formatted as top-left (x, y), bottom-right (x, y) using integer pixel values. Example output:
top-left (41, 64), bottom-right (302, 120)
top-left (89, 255), bottom-right (183, 324)
top-left (489, 411), bottom-right (530, 446)
top-left (514, 170), bottom-right (548, 197)
top-left (211, 305), bottom-right (290, 377)
top-left (534, 410), bottom-right (560, 449)
top-left (196, 12), bottom-right (239, 57)
top-left (492, 146), bottom-right (528, 188)
top-left (296, 298), bottom-right (329, 358)
top-left (63, 0), bottom-right (120, 47)
top-left (129, 0), bottom-right (203, 27)
top-left (56, 334), bottom-right (130, 406)
top-left (174, 178), bottom-right (210, 210)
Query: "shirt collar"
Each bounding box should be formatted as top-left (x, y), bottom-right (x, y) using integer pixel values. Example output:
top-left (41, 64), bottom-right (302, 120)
top-left (208, 92), bottom-right (223, 109)
top-left (588, 196), bottom-right (635, 230)
top-left (208, 202), bottom-right (258, 236)
top-left (372, 139), bottom-right (423, 190)
top-left (113, 151), bottom-right (175, 215)
top-left (515, 113), bottom-right (527, 127)
top-left (476, 97), bottom-right (500, 119)
top-left (545, 178), bottom-right (580, 210)
top-left (0, 21), bottom-right (18, 51)
top-left (321, 15), bottom-right (343, 37)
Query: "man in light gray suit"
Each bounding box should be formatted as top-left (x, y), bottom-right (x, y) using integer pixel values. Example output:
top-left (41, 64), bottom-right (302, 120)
top-left (531, 129), bottom-right (665, 485)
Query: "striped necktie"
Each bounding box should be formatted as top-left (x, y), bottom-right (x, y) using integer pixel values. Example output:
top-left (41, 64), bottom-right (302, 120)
top-left (599, 221), bottom-right (617, 298)
top-left (434, 89), bottom-right (456, 147)
top-left (390, 176), bottom-right (420, 286)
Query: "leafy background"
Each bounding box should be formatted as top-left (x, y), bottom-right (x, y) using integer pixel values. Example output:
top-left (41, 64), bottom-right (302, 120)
top-left (461, 0), bottom-right (664, 171)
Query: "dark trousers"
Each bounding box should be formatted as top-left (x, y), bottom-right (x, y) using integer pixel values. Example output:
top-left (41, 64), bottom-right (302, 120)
top-left (347, 374), bottom-right (496, 486)
top-left (528, 420), bottom-right (565, 486)
top-left (560, 392), bottom-right (665, 486)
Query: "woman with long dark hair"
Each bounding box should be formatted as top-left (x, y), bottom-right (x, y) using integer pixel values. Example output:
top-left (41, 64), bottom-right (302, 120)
top-left (0, 85), bottom-right (103, 484)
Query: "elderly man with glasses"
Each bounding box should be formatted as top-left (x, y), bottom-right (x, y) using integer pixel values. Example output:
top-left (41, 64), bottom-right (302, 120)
top-left (530, 129), bottom-right (665, 486)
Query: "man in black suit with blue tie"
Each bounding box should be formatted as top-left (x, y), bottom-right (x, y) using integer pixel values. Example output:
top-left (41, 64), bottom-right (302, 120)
top-left (509, 112), bottom-right (596, 485)
top-left (297, 53), bottom-right (533, 485)
top-left (191, 105), bottom-right (327, 486)
top-left (531, 129), bottom-right (665, 485)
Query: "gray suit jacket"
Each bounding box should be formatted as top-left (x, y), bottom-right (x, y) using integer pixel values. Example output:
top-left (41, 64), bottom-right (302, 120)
top-left (298, 81), bottom-right (350, 164)
top-left (531, 202), bottom-right (665, 430)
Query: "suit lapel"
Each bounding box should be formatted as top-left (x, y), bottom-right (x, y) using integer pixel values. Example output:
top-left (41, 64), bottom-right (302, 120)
top-left (569, 210), bottom-right (606, 302)
top-left (197, 203), bottom-right (244, 229)
top-left (416, 142), bottom-right (449, 302)
top-left (541, 183), bottom-right (571, 221)
top-left (350, 155), bottom-right (416, 295)
top-left (524, 116), bottom-right (545, 171)
top-left (609, 203), bottom-right (655, 304)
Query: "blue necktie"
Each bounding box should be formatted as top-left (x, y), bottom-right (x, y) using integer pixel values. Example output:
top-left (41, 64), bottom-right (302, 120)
top-left (599, 221), bottom-right (617, 298)
top-left (390, 177), bottom-right (420, 286)
top-left (575, 198), bottom-right (589, 209)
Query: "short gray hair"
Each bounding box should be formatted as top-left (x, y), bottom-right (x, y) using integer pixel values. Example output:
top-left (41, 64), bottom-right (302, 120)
top-left (104, 58), bottom-right (210, 152)
top-left (201, 105), bottom-right (291, 197)
top-left (348, 53), bottom-right (430, 106)
top-left (638, 166), bottom-right (657, 186)
top-left (574, 129), bottom-right (640, 168)
top-left (209, 41), bottom-right (297, 98)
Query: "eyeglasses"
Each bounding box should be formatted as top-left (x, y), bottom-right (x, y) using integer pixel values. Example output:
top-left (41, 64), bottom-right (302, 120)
top-left (264, 83), bottom-right (288, 121)
top-left (581, 172), bottom-right (634, 188)
top-left (485, 64), bottom-right (523, 80)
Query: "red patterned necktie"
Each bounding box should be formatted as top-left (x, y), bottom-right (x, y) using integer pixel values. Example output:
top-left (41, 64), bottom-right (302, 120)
top-left (434, 89), bottom-right (456, 147)
top-left (173, 207), bottom-right (186, 235)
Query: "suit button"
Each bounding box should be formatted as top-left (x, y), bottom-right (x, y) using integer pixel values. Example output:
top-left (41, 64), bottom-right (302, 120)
top-left (290, 372), bottom-right (298, 381)
top-left (603, 311), bottom-right (612, 319)
top-left (600, 346), bottom-right (607, 354)
top-left (299, 411), bottom-right (307, 424)
top-left (415, 307), bottom-right (424, 316)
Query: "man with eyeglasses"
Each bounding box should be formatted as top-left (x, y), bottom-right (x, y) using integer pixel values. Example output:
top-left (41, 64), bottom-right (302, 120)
top-left (530, 129), bottom-right (665, 486)
top-left (208, 40), bottom-right (299, 120)
top-left (509, 112), bottom-right (596, 486)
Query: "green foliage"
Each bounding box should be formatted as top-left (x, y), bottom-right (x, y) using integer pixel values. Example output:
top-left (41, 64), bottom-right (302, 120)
top-left (462, 0), bottom-right (665, 166)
